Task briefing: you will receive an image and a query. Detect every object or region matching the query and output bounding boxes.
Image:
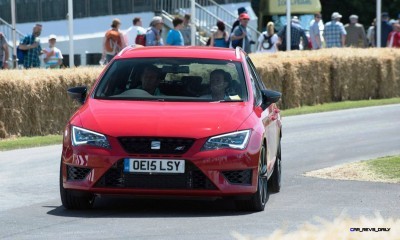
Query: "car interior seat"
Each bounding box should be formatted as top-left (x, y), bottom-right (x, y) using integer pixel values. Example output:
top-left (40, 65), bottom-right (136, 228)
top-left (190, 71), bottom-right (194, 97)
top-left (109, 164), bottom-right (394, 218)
top-left (181, 76), bottom-right (203, 97)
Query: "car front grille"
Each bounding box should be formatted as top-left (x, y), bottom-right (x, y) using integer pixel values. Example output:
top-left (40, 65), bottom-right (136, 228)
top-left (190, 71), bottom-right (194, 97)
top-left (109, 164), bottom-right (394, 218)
top-left (67, 165), bottom-right (92, 181)
top-left (222, 170), bottom-right (252, 185)
top-left (95, 159), bottom-right (217, 190)
top-left (118, 137), bottom-right (195, 155)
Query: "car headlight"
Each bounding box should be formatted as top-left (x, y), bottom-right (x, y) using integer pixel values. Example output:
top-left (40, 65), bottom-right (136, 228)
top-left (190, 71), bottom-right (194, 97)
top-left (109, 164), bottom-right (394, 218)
top-left (71, 126), bottom-right (111, 149)
top-left (202, 130), bottom-right (251, 151)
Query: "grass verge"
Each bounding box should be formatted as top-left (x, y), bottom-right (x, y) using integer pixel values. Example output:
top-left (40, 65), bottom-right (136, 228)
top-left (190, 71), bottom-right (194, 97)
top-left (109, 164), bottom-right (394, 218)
top-left (1, 98), bottom-right (400, 151)
top-left (281, 97), bottom-right (400, 117)
top-left (0, 135), bottom-right (63, 151)
top-left (304, 155), bottom-right (400, 183)
top-left (365, 155), bottom-right (400, 182)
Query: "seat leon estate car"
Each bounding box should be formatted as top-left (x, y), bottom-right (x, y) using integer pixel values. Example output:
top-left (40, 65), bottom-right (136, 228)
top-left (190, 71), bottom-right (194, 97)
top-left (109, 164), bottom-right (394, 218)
top-left (60, 46), bottom-right (282, 211)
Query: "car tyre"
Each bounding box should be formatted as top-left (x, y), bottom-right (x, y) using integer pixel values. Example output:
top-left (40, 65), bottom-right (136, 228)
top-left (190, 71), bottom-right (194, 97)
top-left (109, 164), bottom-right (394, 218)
top-left (59, 162), bottom-right (95, 210)
top-left (268, 140), bottom-right (281, 193)
top-left (236, 144), bottom-right (268, 212)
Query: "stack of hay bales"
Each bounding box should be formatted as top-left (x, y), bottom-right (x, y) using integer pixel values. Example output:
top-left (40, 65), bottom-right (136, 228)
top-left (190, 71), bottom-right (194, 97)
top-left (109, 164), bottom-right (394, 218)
top-left (0, 68), bottom-right (101, 138)
top-left (0, 48), bottom-right (400, 138)
top-left (250, 48), bottom-right (400, 109)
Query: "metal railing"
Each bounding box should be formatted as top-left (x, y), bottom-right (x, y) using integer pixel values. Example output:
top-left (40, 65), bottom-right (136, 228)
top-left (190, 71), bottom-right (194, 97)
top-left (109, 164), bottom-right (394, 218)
top-left (0, 17), bottom-right (25, 65)
top-left (153, 0), bottom-right (260, 49)
top-left (161, 10), bottom-right (207, 46)
top-left (0, 17), bottom-right (25, 44)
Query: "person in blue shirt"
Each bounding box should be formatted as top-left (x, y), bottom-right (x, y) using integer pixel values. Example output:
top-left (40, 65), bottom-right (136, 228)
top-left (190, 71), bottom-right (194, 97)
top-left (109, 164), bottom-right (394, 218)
top-left (166, 17), bottom-right (184, 46)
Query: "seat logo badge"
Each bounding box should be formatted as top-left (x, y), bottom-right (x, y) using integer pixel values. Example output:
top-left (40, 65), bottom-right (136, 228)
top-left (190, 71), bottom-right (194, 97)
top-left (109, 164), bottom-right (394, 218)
top-left (175, 146), bottom-right (185, 151)
top-left (151, 141), bottom-right (161, 150)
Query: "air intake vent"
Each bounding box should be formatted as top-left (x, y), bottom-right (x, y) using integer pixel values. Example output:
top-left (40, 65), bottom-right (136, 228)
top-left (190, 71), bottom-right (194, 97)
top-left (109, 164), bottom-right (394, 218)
top-left (222, 170), bottom-right (252, 185)
top-left (67, 165), bottom-right (91, 181)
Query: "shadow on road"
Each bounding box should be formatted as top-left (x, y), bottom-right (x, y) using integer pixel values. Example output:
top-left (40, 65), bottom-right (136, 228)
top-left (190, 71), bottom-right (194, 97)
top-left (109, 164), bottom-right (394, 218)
top-left (46, 197), bottom-right (256, 218)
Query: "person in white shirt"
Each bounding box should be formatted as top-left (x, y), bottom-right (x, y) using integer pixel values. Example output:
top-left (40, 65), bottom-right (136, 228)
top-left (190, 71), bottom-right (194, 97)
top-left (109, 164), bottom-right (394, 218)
top-left (309, 13), bottom-right (323, 49)
top-left (256, 21), bottom-right (278, 53)
top-left (124, 17), bottom-right (146, 46)
top-left (42, 34), bottom-right (63, 69)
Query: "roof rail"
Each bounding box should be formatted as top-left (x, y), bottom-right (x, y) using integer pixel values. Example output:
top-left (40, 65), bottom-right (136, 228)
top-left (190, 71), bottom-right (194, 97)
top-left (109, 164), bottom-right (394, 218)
top-left (235, 47), bottom-right (241, 59)
top-left (117, 45), bottom-right (135, 57)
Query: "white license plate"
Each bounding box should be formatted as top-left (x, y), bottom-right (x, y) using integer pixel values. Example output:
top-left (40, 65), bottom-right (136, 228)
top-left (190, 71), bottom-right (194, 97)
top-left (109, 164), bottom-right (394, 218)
top-left (124, 159), bottom-right (185, 173)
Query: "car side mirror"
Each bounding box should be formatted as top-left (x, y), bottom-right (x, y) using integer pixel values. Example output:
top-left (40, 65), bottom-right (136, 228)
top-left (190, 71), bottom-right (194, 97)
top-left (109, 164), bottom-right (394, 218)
top-left (261, 89), bottom-right (281, 110)
top-left (67, 86), bottom-right (87, 105)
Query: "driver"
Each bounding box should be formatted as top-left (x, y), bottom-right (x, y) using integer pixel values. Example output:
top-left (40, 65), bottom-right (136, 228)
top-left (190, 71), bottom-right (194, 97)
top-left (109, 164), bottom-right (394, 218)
top-left (138, 64), bottom-right (163, 95)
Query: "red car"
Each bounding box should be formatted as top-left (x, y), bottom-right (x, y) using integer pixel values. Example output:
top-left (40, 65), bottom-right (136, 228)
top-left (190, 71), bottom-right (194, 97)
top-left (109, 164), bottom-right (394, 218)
top-left (60, 46), bottom-right (282, 211)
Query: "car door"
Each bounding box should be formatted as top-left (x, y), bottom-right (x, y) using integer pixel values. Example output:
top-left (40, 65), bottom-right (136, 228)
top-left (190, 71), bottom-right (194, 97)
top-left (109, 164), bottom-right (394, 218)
top-left (246, 57), bottom-right (280, 175)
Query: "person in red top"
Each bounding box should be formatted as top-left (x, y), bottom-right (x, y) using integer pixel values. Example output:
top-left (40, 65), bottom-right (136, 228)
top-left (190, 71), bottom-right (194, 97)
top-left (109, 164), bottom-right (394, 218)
top-left (387, 23), bottom-right (400, 48)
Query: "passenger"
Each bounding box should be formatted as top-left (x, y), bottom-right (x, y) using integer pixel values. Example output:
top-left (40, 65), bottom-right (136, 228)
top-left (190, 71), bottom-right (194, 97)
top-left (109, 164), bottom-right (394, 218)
top-left (138, 64), bottom-right (163, 95)
top-left (205, 69), bottom-right (240, 101)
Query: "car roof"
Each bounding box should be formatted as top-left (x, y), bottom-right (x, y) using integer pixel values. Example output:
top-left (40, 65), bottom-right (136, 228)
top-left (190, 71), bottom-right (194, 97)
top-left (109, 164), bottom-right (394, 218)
top-left (116, 46), bottom-right (244, 61)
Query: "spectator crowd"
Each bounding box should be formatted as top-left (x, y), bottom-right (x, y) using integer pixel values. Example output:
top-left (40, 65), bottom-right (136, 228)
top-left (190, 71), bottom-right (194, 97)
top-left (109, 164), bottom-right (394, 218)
top-left (1, 7), bottom-right (400, 69)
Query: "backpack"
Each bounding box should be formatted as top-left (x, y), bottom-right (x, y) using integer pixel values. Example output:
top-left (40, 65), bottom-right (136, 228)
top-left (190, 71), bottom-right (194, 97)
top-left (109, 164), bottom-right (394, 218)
top-left (231, 38), bottom-right (243, 49)
top-left (262, 34), bottom-right (274, 50)
top-left (135, 34), bottom-right (146, 46)
top-left (17, 46), bottom-right (26, 65)
top-left (104, 29), bottom-right (122, 54)
top-left (230, 25), bottom-right (245, 49)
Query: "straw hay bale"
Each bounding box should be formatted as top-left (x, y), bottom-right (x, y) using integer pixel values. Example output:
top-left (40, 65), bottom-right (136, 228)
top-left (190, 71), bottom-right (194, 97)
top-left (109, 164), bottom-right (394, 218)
top-left (250, 48), bottom-right (400, 108)
top-left (0, 67), bottom-right (102, 137)
top-left (1, 48), bottom-right (400, 138)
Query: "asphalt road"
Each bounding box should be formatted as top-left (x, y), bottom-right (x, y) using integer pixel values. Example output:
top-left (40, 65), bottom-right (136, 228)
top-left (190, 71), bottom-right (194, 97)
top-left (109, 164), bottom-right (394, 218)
top-left (1, 104), bottom-right (399, 240)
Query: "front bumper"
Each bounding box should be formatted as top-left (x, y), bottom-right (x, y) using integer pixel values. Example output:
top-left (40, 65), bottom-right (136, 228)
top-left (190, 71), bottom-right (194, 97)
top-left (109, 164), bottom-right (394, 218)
top-left (62, 151), bottom-right (260, 197)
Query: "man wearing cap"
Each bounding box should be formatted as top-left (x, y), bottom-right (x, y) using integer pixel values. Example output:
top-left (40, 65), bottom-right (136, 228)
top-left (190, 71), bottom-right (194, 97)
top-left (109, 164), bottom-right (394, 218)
top-left (19, 24), bottom-right (43, 68)
top-left (146, 16), bottom-right (164, 46)
top-left (323, 12), bottom-right (347, 48)
top-left (42, 34), bottom-right (63, 69)
top-left (374, 12), bottom-right (393, 47)
top-left (230, 13), bottom-right (252, 53)
top-left (277, 16), bottom-right (308, 51)
top-left (231, 7), bottom-right (247, 34)
top-left (345, 15), bottom-right (368, 48)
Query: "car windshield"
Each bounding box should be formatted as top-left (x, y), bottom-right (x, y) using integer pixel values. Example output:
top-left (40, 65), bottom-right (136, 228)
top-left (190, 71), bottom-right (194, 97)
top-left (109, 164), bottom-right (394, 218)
top-left (94, 58), bottom-right (248, 102)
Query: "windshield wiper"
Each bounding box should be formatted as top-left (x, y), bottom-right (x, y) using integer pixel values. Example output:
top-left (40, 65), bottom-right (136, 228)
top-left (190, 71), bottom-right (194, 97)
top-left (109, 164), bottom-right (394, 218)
top-left (212, 100), bottom-right (244, 103)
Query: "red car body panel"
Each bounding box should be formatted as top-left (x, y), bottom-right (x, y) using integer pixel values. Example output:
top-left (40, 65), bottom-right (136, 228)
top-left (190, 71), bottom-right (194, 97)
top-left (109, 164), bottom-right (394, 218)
top-left (77, 100), bottom-right (253, 139)
top-left (61, 47), bottom-right (281, 199)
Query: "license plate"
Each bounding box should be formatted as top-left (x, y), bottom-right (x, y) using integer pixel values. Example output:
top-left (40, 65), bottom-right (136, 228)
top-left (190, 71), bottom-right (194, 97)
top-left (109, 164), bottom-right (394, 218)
top-left (124, 159), bottom-right (185, 173)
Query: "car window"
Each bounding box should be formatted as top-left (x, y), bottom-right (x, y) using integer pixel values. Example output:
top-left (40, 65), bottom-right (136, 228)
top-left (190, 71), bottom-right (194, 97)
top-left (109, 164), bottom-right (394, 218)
top-left (94, 58), bottom-right (248, 102)
top-left (246, 57), bottom-right (266, 90)
top-left (246, 59), bottom-right (262, 106)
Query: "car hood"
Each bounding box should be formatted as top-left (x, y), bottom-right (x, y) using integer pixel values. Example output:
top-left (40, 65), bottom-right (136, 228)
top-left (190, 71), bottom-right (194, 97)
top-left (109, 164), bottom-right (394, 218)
top-left (77, 99), bottom-right (253, 139)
